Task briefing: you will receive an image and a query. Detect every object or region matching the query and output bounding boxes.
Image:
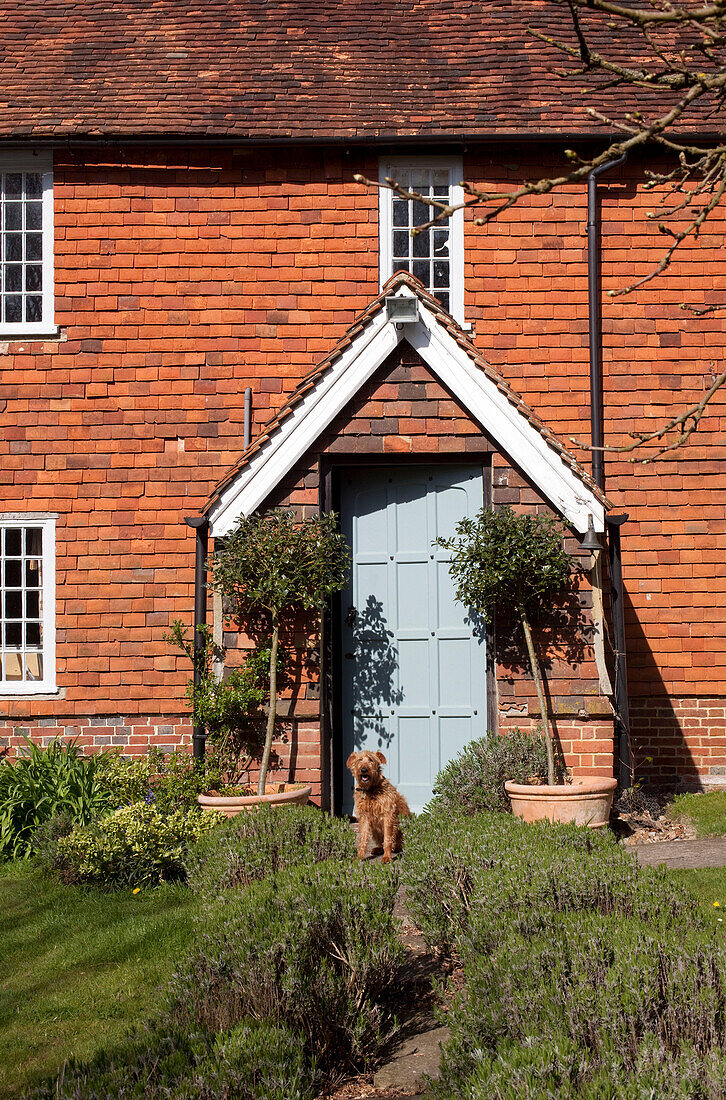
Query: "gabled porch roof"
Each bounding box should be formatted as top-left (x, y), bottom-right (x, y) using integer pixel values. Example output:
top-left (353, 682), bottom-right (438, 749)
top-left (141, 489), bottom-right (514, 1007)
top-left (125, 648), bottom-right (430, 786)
top-left (205, 272), bottom-right (609, 537)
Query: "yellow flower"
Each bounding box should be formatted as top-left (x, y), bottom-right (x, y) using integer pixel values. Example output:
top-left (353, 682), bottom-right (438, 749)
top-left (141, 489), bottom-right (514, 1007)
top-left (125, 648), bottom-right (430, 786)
top-left (132, 887), bottom-right (141, 895)
top-left (714, 901), bottom-right (720, 908)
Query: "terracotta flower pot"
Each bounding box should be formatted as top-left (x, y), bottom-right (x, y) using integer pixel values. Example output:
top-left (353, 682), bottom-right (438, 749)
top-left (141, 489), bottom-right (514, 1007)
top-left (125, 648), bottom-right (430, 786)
top-left (198, 783), bottom-right (312, 818)
top-left (505, 776), bottom-right (617, 829)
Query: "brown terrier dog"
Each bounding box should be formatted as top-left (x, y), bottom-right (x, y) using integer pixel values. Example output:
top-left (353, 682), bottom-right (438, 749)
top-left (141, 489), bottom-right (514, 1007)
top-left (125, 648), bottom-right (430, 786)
top-left (347, 749), bottom-right (411, 863)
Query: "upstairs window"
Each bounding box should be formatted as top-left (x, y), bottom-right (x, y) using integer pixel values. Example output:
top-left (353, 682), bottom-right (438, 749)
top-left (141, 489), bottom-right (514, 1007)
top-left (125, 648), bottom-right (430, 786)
top-left (0, 517), bottom-right (56, 694)
top-left (0, 154), bottom-right (54, 335)
top-left (379, 156), bottom-right (464, 323)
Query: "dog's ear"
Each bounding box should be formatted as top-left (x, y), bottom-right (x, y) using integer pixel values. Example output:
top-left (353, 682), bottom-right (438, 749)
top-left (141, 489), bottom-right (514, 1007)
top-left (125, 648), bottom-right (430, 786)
top-left (374, 751), bottom-right (387, 765)
top-left (346, 753), bottom-right (358, 770)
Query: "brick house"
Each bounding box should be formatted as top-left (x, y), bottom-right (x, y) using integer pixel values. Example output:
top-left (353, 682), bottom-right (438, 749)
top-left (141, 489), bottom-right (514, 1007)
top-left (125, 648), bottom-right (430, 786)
top-left (0, 1), bottom-right (724, 809)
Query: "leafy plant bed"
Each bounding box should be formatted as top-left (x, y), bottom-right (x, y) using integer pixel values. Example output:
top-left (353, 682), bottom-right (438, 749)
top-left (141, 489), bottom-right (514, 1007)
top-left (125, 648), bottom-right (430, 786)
top-left (401, 808), bottom-right (726, 1098)
top-left (0, 863), bottom-right (200, 1100)
top-left (29, 807), bottom-right (406, 1099)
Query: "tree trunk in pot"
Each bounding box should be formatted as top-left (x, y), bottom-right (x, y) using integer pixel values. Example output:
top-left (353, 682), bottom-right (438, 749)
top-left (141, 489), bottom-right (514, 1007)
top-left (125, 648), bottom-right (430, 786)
top-left (258, 609), bottom-right (279, 796)
top-left (518, 603), bottom-right (555, 786)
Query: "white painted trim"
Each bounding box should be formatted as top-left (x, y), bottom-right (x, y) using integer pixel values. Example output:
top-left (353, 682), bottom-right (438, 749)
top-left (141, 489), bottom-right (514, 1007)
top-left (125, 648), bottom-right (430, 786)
top-left (0, 153), bottom-right (54, 337)
top-left (0, 514), bottom-right (56, 695)
top-left (209, 310), bottom-right (402, 535)
top-left (378, 155), bottom-right (465, 324)
top-left (408, 305), bottom-right (605, 533)
top-left (208, 285), bottom-right (605, 537)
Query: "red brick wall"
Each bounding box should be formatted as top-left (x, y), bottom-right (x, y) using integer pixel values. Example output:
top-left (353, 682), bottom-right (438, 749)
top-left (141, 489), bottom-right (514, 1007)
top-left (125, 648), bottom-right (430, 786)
top-left (0, 143), bottom-right (722, 789)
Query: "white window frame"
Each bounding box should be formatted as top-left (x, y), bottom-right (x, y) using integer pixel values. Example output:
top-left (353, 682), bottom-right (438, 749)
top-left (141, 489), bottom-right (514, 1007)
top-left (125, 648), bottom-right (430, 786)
top-left (0, 151), bottom-right (55, 338)
top-left (379, 155), bottom-right (465, 324)
top-left (0, 514), bottom-right (56, 695)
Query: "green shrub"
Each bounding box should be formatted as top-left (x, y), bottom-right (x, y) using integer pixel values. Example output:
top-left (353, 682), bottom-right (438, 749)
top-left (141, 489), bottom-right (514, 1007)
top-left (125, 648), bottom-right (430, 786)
top-left (29, 1019), bottom-right (316, 1100)
top-left (430, 730), bottom-right (550, 815)
top-left (167, 859), bottom-right (406, 1069)
top-left (185, 804), bottom-right (356, 900)
top-left (401, 810), bottom-right (703, 956)
top-left (94, 746), bottom-right (220, 813)
top-left (429, 912), bottom-right (726, 1099)
top-left (52, 802), bottom-right (224, 888)
top-left (0, 737), bottom-right (110, 860)
top-left (428, 1034), bottom-right (726, 1100)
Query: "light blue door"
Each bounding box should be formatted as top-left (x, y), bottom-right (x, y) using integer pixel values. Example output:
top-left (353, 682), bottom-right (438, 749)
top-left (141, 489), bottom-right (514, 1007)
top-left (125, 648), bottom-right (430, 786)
top-left (340, 465), bottom-right (485, 815)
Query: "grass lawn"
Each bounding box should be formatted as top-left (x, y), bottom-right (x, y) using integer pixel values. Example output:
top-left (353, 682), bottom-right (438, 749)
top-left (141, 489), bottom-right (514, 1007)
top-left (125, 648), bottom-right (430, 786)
top-left (667, 791), bottom-right (726, 836)
top-left (0, 862), bottom-right (201, 1099)
top-left (668, 867), bottom-right (726, 933)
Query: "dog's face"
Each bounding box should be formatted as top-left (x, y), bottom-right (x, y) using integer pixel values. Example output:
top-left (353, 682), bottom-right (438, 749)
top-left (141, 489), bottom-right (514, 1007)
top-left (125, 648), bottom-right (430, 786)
top-left (347, 750), bottom-right (387, 792)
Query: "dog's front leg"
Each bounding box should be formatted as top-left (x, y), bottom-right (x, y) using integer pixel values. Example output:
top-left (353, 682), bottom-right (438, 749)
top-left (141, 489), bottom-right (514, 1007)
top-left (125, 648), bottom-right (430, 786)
top-left (382, 818), bottom-right (396, 864)
top-left (357, 814), bottom-right (371, 861)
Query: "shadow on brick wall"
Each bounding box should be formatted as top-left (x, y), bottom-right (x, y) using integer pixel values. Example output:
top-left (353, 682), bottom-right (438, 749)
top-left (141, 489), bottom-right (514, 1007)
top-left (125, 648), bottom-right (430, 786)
top-left (495, 577), bottom-right (593, 767)
top-left (624, 588), bottom-right (700, 791)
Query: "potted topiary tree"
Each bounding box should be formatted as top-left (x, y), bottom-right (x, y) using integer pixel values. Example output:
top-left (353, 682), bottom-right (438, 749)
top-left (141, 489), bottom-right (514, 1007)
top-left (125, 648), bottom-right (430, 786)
top-left (436, 505), bottom-right (616, 828)
top-left (165, 620), bottom-right (282, 815)
top-left (210, 508), bottom-right (350, 802)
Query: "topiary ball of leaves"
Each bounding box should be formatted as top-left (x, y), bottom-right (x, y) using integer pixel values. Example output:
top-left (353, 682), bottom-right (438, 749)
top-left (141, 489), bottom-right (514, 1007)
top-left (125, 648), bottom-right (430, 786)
top-left (431, 730), bottom-right (550, 815)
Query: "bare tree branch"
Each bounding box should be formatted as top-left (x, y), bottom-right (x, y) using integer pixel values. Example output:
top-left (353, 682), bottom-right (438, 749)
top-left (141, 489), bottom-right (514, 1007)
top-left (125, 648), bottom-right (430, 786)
top-left (358, 0), bottom-right (726, 461)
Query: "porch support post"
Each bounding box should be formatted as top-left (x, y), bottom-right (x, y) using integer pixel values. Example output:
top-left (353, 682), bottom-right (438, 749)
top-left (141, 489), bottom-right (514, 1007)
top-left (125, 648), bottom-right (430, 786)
top-left (607, 513), bottom-right (632, 789)
top-left (185, 515), bottom-right (209, 762)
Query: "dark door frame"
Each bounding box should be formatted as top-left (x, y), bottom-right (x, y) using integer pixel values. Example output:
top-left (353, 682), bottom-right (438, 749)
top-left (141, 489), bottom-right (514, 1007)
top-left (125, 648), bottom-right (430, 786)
top-left (319, 452), bottom-right (496, 815)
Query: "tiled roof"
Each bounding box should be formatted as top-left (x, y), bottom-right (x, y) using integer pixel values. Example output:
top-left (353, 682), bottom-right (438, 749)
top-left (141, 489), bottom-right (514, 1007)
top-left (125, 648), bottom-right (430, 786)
top-left (203, 271), bottom-right (610, 516)
top-left (0, 0), bottom-right (713, 142)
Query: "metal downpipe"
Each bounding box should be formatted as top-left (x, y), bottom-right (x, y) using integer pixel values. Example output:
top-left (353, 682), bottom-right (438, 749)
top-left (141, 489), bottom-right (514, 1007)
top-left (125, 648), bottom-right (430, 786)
top-left (587, 153), bottom-right (632, 788)
top-left (184, 515), bottom-right (209, 761)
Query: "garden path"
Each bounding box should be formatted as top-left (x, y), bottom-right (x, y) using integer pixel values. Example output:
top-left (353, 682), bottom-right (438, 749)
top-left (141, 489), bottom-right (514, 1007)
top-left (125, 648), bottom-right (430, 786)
top-left (634, 838), bottom-right (726, 869)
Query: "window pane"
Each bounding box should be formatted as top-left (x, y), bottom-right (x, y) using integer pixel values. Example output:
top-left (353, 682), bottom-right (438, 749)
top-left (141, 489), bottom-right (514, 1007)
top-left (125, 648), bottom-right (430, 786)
top-left (4, 204), bottom-right (21, 231)
top-left (392, 260), bottom-right (408, 274)
top-left (4, 591), bottom-right (22, 618)
top-left (412, 229), bottom-right (430, 259)
top-left (413, 260), bottom-right (429, 284)
top-left (392, 199), bottom-right (409, 228)
top-left (25, 529), bottom-right (42, 555)
top-left (4, 296), bottom-right (21, 323)
top-left (4, 173), bottom-right (22, 197)
top-left (25, 652), bottom-right (43, 680)
top-left (4, 559), bottom-right (21, 586)
top-left (435, 291), bottom-right (450, 312)
top-left (433, 230), bottom-right (449, 256)
top-left (25, 622), bottom-right (41, 648)
top-left (5, 622), bottom-right (21, 647)
top-left (26, 297), bottom-right (42, 323)
top-left (25, 266), bottom-right (41, 292)
top-left (412, 200), bottom-right (429, 226)
top-left (25, 590), bottom-right (39, 618)
top-left (5, 265), bottom-right (21, 292)
top-left (25, 202), bottom-right (42, 230)
top-left (4, 235), bottom-right (21, 262)
top-left (5, 529), bottom-right (21, 556)
top-left (25, 559), bottom-right (41, 587)
top-left (4, 651), bottom-right (22, 680)
top-left (392, 230), bottom-right (409, 259)
top-left (26, 234), bottom-right (42, 261)
top-left (434, 260), bottom-right (450, 289)
top-left (25, 174), bottom-right (42, 199)
top-left (411, 170), bottom-right (429, 189)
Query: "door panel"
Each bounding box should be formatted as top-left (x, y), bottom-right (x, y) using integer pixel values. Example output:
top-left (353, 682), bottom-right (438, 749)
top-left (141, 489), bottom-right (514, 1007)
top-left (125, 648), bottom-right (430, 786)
top-left (340, 464), bottom-right (485, 815)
